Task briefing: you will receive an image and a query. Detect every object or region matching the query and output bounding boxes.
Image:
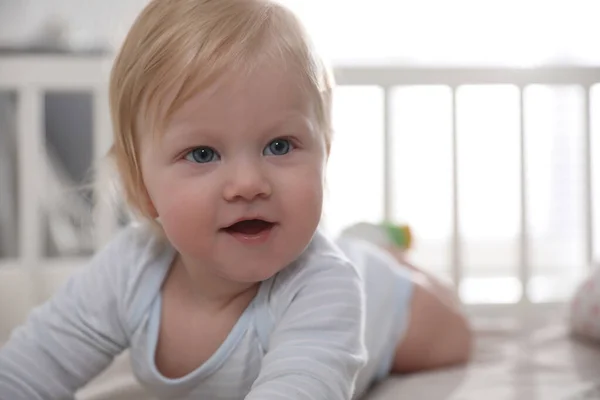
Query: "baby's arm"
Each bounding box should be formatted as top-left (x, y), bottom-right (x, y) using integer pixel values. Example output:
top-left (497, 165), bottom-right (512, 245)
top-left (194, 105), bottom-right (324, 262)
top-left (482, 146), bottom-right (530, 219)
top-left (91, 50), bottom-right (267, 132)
top-left (0, 234), bottom-right (132, 399)
top-left (246, 257), bottom-right (367, 400)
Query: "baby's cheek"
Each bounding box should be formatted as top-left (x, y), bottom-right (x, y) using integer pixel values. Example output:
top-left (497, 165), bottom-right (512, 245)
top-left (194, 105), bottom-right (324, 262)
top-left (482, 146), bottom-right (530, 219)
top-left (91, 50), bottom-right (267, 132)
top-left (284, 171), bottom-right (323, 221)
top-left (157, 187), bottom-right (213, 250)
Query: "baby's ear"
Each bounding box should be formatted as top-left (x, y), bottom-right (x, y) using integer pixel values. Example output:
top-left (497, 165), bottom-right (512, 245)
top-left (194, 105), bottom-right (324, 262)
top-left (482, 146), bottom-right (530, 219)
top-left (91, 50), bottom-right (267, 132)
top-left (139, 186), bottom-right (159, 219)
top-left (146, 198), bottom-right (159, 219)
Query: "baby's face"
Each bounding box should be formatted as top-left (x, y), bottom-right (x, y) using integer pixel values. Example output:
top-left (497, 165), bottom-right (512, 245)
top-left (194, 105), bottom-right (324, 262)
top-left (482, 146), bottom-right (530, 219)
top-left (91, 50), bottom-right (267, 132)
top-left (140, 61), bottom-right (326, 283)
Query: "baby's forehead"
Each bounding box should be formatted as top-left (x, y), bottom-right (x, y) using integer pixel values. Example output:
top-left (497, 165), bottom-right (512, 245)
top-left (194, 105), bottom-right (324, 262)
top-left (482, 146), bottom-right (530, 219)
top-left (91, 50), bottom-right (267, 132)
top-left (161, 63), bottom-right (319, 127)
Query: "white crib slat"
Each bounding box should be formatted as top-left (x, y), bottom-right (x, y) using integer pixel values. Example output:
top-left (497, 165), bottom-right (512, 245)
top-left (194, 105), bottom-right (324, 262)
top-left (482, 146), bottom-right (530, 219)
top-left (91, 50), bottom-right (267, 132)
top-left (518, 87), bottom-right (530, 304)
top-left (451, 86), bottom-right (463, 289)
top-left (17, 87), bottom-right (44, 264)
top-left (93, 87), bottom-right (116, 249)
top-left (583, 87), bottom-right (594, 267)
top-left (383, 87), bottom-right (393, 220)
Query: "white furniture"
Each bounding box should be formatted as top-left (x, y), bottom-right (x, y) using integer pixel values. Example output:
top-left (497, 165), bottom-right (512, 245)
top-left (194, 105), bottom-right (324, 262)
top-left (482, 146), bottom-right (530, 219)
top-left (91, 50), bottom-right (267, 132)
top-left (2, 57), bottom-right (600, 299)
top-left (1, 55), bottom-right (599, 308)
top-left (0, 58), bottom-right (114, 248)
top-left (2, 55), bottom-right (600, 399)
top-left (0, 55), bottom-right (116, 329)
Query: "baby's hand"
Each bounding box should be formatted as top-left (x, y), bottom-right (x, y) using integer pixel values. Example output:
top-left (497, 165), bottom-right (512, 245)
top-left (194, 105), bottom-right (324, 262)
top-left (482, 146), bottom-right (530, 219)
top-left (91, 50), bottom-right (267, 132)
top-left (570, 268), bottom-right (600, 342)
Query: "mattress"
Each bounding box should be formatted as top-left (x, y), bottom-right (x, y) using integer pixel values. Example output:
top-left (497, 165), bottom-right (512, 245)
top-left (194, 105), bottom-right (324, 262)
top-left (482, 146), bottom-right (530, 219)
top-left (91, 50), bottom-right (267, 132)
top-left (368, 305), bottom-right (600, 400)
top-left (3, 302), bottom-right (600, 400)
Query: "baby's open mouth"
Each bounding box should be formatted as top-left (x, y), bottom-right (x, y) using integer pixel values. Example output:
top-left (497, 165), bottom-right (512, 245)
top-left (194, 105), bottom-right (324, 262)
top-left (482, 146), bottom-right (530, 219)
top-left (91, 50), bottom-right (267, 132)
top-left (223, 219), bottom-right (275, 235)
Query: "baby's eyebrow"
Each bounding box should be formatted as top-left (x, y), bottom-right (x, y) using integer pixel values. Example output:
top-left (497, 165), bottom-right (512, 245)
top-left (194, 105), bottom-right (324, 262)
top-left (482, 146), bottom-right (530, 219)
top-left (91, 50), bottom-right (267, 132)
top-left (270, 113), bottom-right (317, 132)
top-left (162, 110), bottom-right (317, 143)
top-left (159, 126), bottom-right (223, 150)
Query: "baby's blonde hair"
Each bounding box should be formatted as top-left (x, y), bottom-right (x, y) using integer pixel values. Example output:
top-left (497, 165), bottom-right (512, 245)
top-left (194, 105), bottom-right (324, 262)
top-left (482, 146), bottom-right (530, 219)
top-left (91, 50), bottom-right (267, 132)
top-left (108, 0), bottom-right (334, 220)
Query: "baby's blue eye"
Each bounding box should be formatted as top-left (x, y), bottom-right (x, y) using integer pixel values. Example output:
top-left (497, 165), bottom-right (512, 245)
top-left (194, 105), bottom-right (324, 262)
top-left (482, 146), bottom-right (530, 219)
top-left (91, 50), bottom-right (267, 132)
top-left (264, 139), bottom-right (292, 156)
top-left (185, 147), bottom-right (220, 163)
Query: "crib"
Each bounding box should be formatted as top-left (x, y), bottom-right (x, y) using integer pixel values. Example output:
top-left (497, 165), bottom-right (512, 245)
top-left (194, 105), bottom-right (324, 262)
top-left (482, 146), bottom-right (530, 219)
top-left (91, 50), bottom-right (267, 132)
top-left (1, 56), bottom-right (598, 300)
top-left (1, 55), bottom-right (600, 399)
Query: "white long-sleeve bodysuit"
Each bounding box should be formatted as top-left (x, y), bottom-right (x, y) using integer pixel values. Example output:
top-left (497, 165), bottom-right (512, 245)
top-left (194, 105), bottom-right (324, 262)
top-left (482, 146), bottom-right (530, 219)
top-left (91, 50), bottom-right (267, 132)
top-left (0, 224), bottom-right (413, 400)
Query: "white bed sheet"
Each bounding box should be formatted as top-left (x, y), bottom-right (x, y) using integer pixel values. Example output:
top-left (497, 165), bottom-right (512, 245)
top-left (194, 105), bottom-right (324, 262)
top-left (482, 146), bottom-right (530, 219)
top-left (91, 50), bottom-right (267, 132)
top-left (2, 302), bottom-right (599, 400)
top-left (368, 305), bottom-right (600, 400)
top-left (74, 304), bottom-right (600, 400)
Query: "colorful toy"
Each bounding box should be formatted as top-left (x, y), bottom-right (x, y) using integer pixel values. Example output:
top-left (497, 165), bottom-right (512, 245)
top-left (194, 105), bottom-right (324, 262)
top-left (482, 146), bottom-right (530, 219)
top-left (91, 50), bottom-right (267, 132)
top-left (340, 221), bottom-right (413, 251)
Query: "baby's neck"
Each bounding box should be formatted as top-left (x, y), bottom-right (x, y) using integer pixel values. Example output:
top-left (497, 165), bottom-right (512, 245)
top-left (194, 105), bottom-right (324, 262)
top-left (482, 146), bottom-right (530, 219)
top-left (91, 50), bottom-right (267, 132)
top-left (165, 254), bottom-right (259, 311)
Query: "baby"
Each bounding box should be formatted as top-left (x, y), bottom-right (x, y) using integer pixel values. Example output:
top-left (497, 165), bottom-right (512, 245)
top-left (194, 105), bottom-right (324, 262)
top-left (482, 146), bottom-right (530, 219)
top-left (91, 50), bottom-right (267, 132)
top-left (0, 1), bottom-right (471, 399)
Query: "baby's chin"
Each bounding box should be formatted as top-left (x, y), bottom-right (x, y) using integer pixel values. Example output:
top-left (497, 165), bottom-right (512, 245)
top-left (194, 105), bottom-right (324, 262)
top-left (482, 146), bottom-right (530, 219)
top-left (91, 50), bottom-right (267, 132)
top-left (218, 257), bottom-right (293, 284)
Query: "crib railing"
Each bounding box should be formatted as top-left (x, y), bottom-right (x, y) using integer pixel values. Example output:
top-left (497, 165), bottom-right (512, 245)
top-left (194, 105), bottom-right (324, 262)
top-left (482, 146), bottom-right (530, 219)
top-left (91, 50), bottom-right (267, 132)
top-left (1, 56), bottom-right (598, 305)
top-left (335, 66), bottom-right (600, 304)
top-left (0, 56), bottom-right (114, 269)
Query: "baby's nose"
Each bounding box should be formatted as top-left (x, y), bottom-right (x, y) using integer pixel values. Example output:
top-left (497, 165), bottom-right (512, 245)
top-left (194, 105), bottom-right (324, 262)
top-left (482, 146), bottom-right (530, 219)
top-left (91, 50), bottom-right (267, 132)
top-left (223, 161), bottom-right (272, 202)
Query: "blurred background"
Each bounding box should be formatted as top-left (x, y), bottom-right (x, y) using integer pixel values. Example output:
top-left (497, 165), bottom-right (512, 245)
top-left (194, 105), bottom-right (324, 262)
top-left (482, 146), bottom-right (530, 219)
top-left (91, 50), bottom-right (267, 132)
top-left (1, 0), bottom-right (599, 307)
